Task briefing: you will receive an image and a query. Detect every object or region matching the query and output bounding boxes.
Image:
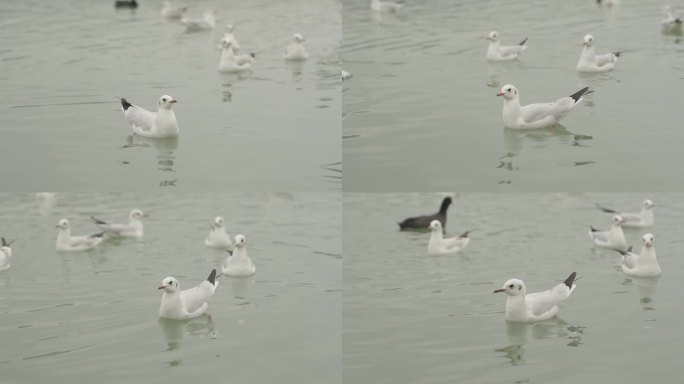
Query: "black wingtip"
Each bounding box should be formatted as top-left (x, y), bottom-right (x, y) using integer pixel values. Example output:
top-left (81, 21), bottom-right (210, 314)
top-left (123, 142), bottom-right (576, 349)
top-left (207, 269), bottom-right (217, 285)
top-left (121, 98), bottom-right (133, 111)
top-left (589, 226), bottom-right (599, 232)
top-left (563, 272), bottom-right (577, 289)
top-left (569, 87), bottom-right (590, 103)
top-left (92, 232), bottom-right (105, 238)
top-left (459, 231), bottom-right (471, 238)
top-left (250, 53), bottom-right (256, 58)
top-left (595, 204), bottom-right (618, 214)
top-left (226, 249), bottom-right (233, 256)
top-left (519, 37), bottom-right (528, 46)
top-left (1, 237), bottom-right (6, 247)
top-left (91, 216), bottom-right (107, 225)
top-left (613, 51), bottom-right (621, 58)
top-left (626, 245), bottom-right (633, 253)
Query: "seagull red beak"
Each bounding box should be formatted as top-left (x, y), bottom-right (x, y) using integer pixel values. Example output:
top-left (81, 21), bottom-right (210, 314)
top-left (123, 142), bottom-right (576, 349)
top-left (158, 285), bottom-right (166, 290)
top-left (493, 288), bottom-right (506, 293)
top-left (170, 100), bottom-right (177, 103)
top-left (496, 92), bottom-right (504, 97)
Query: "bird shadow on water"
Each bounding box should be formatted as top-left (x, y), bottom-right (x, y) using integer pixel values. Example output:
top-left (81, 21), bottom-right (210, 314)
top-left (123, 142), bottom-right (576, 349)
top-left (624, 276), bottom-right (660, 312)
top-left (120, 135), bottom-right (179, 187)
top-left (495, 318), bottom-right (585, 366)
top-left (158, 315), bottom-right (217, 354)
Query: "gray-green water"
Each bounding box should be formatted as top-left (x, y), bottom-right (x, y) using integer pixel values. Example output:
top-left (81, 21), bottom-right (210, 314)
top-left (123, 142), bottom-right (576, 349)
top-left (0, 0), bottom-right (341, 191)
top-left (343, 0), bottom-right (684, 191)
top-left (344, 193), bottom-right (684, 383)
top-left (0, 193), bottom-right (340, 383)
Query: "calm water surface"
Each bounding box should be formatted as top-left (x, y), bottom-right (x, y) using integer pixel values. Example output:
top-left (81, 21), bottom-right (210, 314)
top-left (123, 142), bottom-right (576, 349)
top-left (344, 193), bottom-right (684, 383)
top-left (0, 193), bottom-right (340, 383)
top-left (0, 0), bottom-right (341, 191)
top-left (343, 0), bottom-right (684, 191)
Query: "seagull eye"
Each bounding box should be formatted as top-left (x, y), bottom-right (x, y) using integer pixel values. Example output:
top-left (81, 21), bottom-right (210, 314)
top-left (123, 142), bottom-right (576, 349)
top-left (508, 284), bottom-right (514, 288)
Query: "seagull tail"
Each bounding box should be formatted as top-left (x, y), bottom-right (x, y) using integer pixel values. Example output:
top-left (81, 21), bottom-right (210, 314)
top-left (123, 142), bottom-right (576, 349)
top-left (518, 37), bottom-right (528, 46)
top-left (120, 98), bottom-right (133, 111)
top-left (91, 216), bottom-right (107, 225)
top-left (589, 226), bottom-right (599, 233)
top-left (613, 51), bottom-right (621, 58)
top-left (207, 269), bottom-right (217, 285)
top-left (595, 204), bottom-right (618, 214)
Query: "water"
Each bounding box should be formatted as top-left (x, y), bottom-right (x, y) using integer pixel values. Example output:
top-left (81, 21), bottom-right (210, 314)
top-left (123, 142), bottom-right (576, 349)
top-left (343, 0), bottom-right (684, 191)
top-left (0, 0), bottom-right (341, 191)
top-left (343, 193), bottom-right (684, 383)
top-left (0, 193), bottom-right (341, 383)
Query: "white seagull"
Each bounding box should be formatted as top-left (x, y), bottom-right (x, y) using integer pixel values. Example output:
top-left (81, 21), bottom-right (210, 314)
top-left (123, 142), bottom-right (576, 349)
top-left (486, 31), bottom-right (528, 61)
top-left (589, 215), bottom-right (627, 251)
top-left (218, 40), bottom-right (254, 73)
top-left (56, 219), bottom-right (104, 252)
top-left (662, 5), bottom-right (683, 34)
top-left (158, 269), bottom-right (219, 320)
top-left (284, 33), bottom-right (309, 61)
top-left (181, 9), bottom-right (215, 31)
top-left (91, 209), bottom-right (148, 239)
top-left (494, 272), bottom-right (577, 323)
top-left (0, 237), bottom-right (16, 271)
top-left (427, 220), bottom-right (470, 256)
top-left (342, 70), bottom-right (352, 81)
top-left (220, 24), bottom-right (241, 51)
top-left (371, 0), bottom-right (404, 13)
top-left (577, 34), bottom-right (620, 73)
top-left (595, 199), bottom-right (654, 228)
top-left (221, 235), bottom-right (255, 277)
top-left (616, 234), bottom-right (661, 277)
top-left (120, 95), bottom-right (179, 138)
top-left (205, 216), bottom-right (233, 250)
top-left (161, 1), bottom-right (187, 19)
top-left (496, 84), bottom-right (590, 129)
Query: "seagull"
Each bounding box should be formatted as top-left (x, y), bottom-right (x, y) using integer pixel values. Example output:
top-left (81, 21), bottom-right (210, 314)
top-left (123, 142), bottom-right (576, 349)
top-left (595, 199), bottom-right (654, 228)
top-left (220, 24), bottom-right (241, 51)
top-left (662, 5), bottom-right (683, 34)
top-left (616, 234), bottom-right (661, 277)
top-left (218, 41), bottom-right (254, 73)
top-left (589, 215), bottom-right (627, 251)
top-left (55, 219), bottom-right (104, 252)
top-left (284, 33), bottom-right (309, 61)
top-left (342, 70), bottom-right (352, 81)
top-left (398, 196), bottom-right (452, 231)
top-left (496, 84), bottom-right (590, 130)
top-left (486, 31), bottom-right (528, 61)
top-left (161, 1), bottom-right (187, 19)
top-left (427, 220), bottom-right (470, 256)
top-left (371, 0), bottom-right (404, 13)
top-left (205, 216), bottom-right (233, 250)
top-left (91, 209), bottom-right (148, 239)
top-left (494, 272), bottom-right (577, 323)
top-left (0, 237), bottom-right (16, 271)
top-left (181, 9), bottom-right (216, 31)
top-left (577, 34), bottom-right (620, 73)
top-left (158, 269), bottom-right (219, 320)
top-left (115, 0), bottom-right (137, 9)
top-left (120, 95), bottom-right (179, 138)
top-left (221, 235), bottom-right (255, 277)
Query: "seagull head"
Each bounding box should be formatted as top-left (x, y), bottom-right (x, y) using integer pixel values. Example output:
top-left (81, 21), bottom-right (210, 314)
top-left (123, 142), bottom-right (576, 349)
top-left (496, 84), bottom-right (518, 100)
top-left (234, 234), bottom-right (246, 248)
top-left (428, 220), bottom-right (442, 232)
top-left (642, 199), bottom-right (654, 209)
top-left (486, 31), bottom-right (499, 42)
top-left (642, 233), bottom-right (655, 248)
top-left (158, 95), bottom-right (177, 110)
top-left (158, 277), bottom-right (180, 292)
top-left (213, 216), bottom-right (225, 228)
top-left (611, 215), bottom-right (625, 226)
top-left (56, 219), bottom-right (70, 230)
top-left (293, 33), bottom-right (305, 43)
top-left (130, 209), bottom-right (148, 220)
top-left (583, 34), bottom-right (595, 47)
top-left (494, 279), bottom-right (526, 296)
top-left (225, 24), bottom-right (235, 32)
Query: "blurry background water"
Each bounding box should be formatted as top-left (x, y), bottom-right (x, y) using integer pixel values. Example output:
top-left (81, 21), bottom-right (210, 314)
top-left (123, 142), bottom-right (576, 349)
top-left (344, 193), bottom-right (684, 383)
top-left (0, 193), bottom-right (340, 383)
top-left (0, 0), bottom-right (341, 191)
top-left (343, 0), bottom-right (684, 191)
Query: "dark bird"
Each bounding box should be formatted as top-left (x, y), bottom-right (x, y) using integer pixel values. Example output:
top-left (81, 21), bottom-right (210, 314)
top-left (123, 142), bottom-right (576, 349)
top-left (398, 196), bottom-right (452, 231)
top-left (115, 0), bottom-right (138, 9)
